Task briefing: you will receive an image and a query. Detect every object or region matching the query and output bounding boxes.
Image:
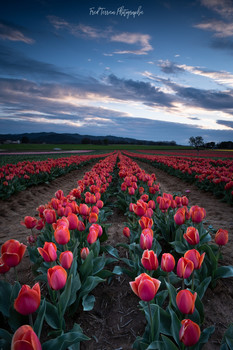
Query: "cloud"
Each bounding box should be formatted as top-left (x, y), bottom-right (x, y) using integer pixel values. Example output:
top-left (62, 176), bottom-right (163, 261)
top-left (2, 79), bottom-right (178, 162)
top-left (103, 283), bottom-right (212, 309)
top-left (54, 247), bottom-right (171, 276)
top-left (216, 119), bottom-right (233, 129)
top-left (157, 60), bottom-right (185, 74)
top-left (194, 20), bottom-right (233, 37)
top-left (111, 33), bottom-right (152, 55)
top-left (0, 20), bottom-right (34, 43)
top-left (48, 15), bottom-right (153, 55)
top-left (200, 0), bottom-right (233, 19)
top-left (211, 38), bottom-right (233, 52)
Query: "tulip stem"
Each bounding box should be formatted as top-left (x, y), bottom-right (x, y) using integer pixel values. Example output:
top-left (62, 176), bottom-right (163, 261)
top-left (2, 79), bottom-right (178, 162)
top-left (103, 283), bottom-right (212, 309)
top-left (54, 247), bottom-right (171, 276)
top-left (29, 313), bottom-right (33, 328)
top-left (182, 278), bottom-right (184, 290)
top-left (167, 272), bottom-right (170, 283)
top-left (147, 301), bottom-right (154, 342)
top-left (191, 272), bottom-right (195, 291)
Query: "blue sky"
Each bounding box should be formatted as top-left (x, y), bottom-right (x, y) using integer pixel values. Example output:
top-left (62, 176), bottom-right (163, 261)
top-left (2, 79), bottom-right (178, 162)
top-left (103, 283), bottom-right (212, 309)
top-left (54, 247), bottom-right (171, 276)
top-left (0, 0), bottom-right (233, 144)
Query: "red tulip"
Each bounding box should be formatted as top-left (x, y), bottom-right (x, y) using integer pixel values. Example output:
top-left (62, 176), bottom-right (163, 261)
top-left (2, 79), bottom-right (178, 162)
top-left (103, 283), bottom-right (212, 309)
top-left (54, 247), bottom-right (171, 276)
top-left (80, 247), bottom-right (90, 260)
top-left (38, 242), bottom-right (57, 262)
top-left (89, 212), bottom-right (98, 223)
top-left (161, 253), bottom-right (175, 272)
top-left (139, 216), bottom-right (153, 230)
top-left (141, 250), bottom-right (158, 271)
top-left (21, 216), bottom-right (38, 229)
top-left (140, 231), bottom-right (153, 250)
top-left (43, 209), bottom-right (56, 224)
top-left (133, 200), bottom-right (147, 217)
top-left (130, 273), bottom-right (161, 301)
top-left (176, 289), bottom-right (197, 314)
top-left (1, 239), bottom-right (26, 267)
top-left (123, 227), bottom-right (130, 238)
top-left (11, 325), bottom-right (42, 350)
top-left (67, 213), bottom-right (79, 230)
top-left (184, 249), bottom-right (205, 270)
top-left (96, 200), bottom-right (104, 209)
top-left (215, 229), bottom-right (228, 246)
top-left (87, 226), bottom-right (98, 244)
top-left (59, 251), bottom-right (73, 269)
top-left (183, 227), bottom-right (200, 245)
top-left (14, 283), bottom-right (41, 315)
top-left (79, 203), bottom-right (90, 217)
top-left (47, 265), bottom-right (67, 290)
top-left (189, 205), bottom-right (206, 224)
top-left (181, 196), bottom-right (189, 206)
top-left (177, 257), bottom-right (194, 279)
top-left (128, 187), bottom-right (135, 195)
top-left (77, 220), bottom-right (85, 231)
top-left (54, 226), bottom-right (70, 245)
top-left (174, 208), bottom-right (186, 225)
top-left (179, 319), bottom-right (201, 346)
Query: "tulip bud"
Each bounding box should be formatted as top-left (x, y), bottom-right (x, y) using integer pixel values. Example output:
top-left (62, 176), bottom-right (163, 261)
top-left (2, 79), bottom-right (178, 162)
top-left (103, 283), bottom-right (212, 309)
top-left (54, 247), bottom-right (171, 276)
top-left (179, 319), bottom-right (201, 347)
top-left (123, 227), bottom-right (130, 238)
top-left (161, 253), bottom-right (175, 272)
top-left (67, 213), bottom-right (79, 230)
top-left (1, 239), bottom-right (26, 267)
top-left (14, 283), bottom-right (41, 315)
top-left (177, 257), bottom-right (194, 279)
top-left (140, 231), bottom-right (153, 250)
top-left (59, 251), bottom-right (73, 269)
top-left (80, 247), bottom-right (90, 260)
top-left (215, 229), bottom-right (228, 246)
top-left (176, 289), bottom-right (197, 314)
top-left (141, 250), bottom-right (158, 271)
top-left (183, 226), bottom-right (200, 245)
top-left (54, 226), bottom-right (70, 245)
top-left (47, 265), bottom-right (67, 290)
top-left (21, 216), bottom-right (38, 229)
top-left (11, 325), bottom-right (42, 350)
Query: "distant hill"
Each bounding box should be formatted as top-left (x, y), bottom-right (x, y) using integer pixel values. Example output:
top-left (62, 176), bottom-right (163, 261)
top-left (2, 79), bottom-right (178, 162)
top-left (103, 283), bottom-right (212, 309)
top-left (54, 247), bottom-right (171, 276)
top-left (0, 132), bottom-right (177, 146)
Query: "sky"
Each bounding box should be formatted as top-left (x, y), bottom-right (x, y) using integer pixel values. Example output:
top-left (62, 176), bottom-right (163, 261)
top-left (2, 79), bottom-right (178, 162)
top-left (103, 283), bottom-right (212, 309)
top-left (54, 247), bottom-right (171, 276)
top-left (0, 0), bottom-right (233, 145)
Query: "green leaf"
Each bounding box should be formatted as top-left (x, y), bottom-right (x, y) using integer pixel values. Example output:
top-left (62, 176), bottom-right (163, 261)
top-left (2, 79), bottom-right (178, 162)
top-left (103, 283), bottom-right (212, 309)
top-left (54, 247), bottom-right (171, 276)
top-left (214, 266), bottom-right (233, 280)
top-left (161, 335), bottom-right (179, 350)
top-left (82, 294), bottom-right (95, 311)
top-left (167, 305), bottom-right (181, 346)
top-left (34, 298), bottom-right (46, 339)
top-left (195, 276), bottom-right (211, 299)
top-left (0, 328), bottom-right (12, 346)
top-left (45, 301), bottom-right (60, 329)
top-left (159, 307), bottom-right (171, 336)
top-left (60, 274), bottom-right (73, 316)
top-left (147, 340), bottom-right (164, 349)
top-left (104, 245), bottom-right (119, 259)
top-left (92, 256), bottom-right (106, 275)
top-left (67, 273), bottom-right (81, 308)
top-left (79, 276), bottom-right (105, 299)
top-left (165, 281), bottom-right (177, 309)
top-left (221, 323), bottom-right (233, 350)
top-left (0, 280), bottom-right (12, 317)
top-left (194, 326), bottom-right (215, 349)
top-left (42, 323), bottom-right (89, 350)
top-left (79, 251), bottom-right (94, 281)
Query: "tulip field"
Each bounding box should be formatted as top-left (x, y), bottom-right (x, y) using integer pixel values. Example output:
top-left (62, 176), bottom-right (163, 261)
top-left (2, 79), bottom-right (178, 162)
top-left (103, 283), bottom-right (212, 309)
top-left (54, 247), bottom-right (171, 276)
top-left (0, 150), bottom-right (233, 350)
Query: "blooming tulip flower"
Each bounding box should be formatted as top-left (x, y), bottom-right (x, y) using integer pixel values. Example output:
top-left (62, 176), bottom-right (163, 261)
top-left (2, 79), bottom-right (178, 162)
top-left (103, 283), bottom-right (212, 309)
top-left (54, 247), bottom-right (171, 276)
top-left (1, 239), bottom-right (26, 267)
top-left (90, 223), bottom-right (103, 237)
top-left (80, 247), bottom-right (90, 260)
top-left (54, 226), bottom-right (70, 245)
top-left (179, 319), bottom-right (201, 347)
top-left (174, 208), bottom-right (186, 225)
top-left (47, 265), bottom-right (67, 290)
top-left (21, 216), bottom-right (38, 229)
top-left (59, 251), bottom-right (73, 269)
top-left (141, 250), bottom-right (158, 271)
top-left (123, 227), bottom-right (130, 238)
top-left (183, 226), bottom-right (200, 245)
top-left (176, 289), bottom-right (197, 314)
top-left (189, 205), bottom-right (206, 224)
top-left (139, 217), bottom-right (153, 230)
top-left (89, 212), bottom-right (98, 223)
top-left (96, 200), bottom-right (104, 209)
top-left (11, 325), bottom-right (42, 350)
top-left (184, 249), bottom-right (205, 270)
top-left (14, 283), bottom-right (41, 315)
top-left (38, 242), bottom-right (57, 262)
top-left (215, 229), bottom-right (228, 246)
top-left (181, 196), bottom-right (189, 206)
top-left (130, 273), bottom-right (161, 301)
top-left (133, 200), bottom-right (147, 217)
top-left (79, 203), bottom-right (90, 217)
top-left (161, 253), bottom-right (175, 272)
top-left (87, 226), bottom-right (98, 244)
top-left (177, 257), bottom-right (194, 279)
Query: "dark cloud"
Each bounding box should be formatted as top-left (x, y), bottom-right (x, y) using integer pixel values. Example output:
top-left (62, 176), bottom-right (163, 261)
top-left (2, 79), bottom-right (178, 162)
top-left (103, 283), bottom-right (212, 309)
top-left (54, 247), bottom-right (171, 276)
top-left (157, 60), bottom-right (185, 74)
top-left (0, 19), bottom-right (34, 43)
top-left (211, 38), bottom-right (233, 53)
top-left (216, 120), bottom-right (233, 129)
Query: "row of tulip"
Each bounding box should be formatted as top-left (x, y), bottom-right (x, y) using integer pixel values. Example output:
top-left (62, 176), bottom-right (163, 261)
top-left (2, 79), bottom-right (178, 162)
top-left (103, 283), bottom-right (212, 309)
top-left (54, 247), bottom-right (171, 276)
top-left (123, 151), bottom-right (233, 205)
top-left (136, 149), bottom-right (233, 159)
top-left (105, 153), bottom-right (233, 349)
top-left (0, 152), bottom-right (119, 349)
top-left (0, 152), bottom-right (111, 199)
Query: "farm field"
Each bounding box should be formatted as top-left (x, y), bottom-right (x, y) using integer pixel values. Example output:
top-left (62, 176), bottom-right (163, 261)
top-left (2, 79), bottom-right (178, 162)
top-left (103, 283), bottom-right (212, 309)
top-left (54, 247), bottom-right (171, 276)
top-left (0, 151), bottom-right (233, 349)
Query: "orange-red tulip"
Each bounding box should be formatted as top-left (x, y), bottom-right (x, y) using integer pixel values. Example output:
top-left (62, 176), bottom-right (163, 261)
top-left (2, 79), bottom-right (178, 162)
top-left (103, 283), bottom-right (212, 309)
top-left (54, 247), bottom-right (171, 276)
top-left (184, 249), bottom-right (205, 270)
top-left (189, 205), bottom-right (206, 224)
top-left (133, 200), bottom-right (147, 217)
top-left (77, 220), bottom-right (85, 231)
top-left (89, 212), bottom-right (98, 223)
top-left (215, 229), bottom-right (228, 246)
top-left (79, 203), bottom-right (90, 217)
top-left (11, 325), bottom-right (42, 350)
top-left (59, 251), bottom-right (73, 269)
top-left (140, 231), bottom-right (153, 250)
top-left (141, 250), bottom-right (158, 271)
top-left (139, 216), bottom-right (153, 230)
top-left (177, 257), bottom-right (194, 279)
top-left (43, 209), bottom-right (56, 224)
top-left (130, 273), bottom-right (161, 301)
top-left (161, 253), bottom-right (175, 272)
top-left (174, 208), bottom-right (186, 225)
top-left (54, 226), bottom-right (70, 245)
top-left (183, 226), bottom-right (200, 245)
top-left (179, 319), bottom-right (201, 347)
top-left (87, 227), bottom-right (98, 244)
top-left (1, 239), bottom-right (26, 267)
top-left (67, 213), bottom-right (79, 230)
top-left (176, 289), bottom-right (197, 314)
top-left (90, 223), bottom-right (103, 237)
top-left (0, 256), bottom-right (10, 274)
top-left (38, 242), bottom-right (57, 262)
top-left (14, 283), bottom-right (41, 315)
top-left (47, 265), bottom-right (67, 290)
